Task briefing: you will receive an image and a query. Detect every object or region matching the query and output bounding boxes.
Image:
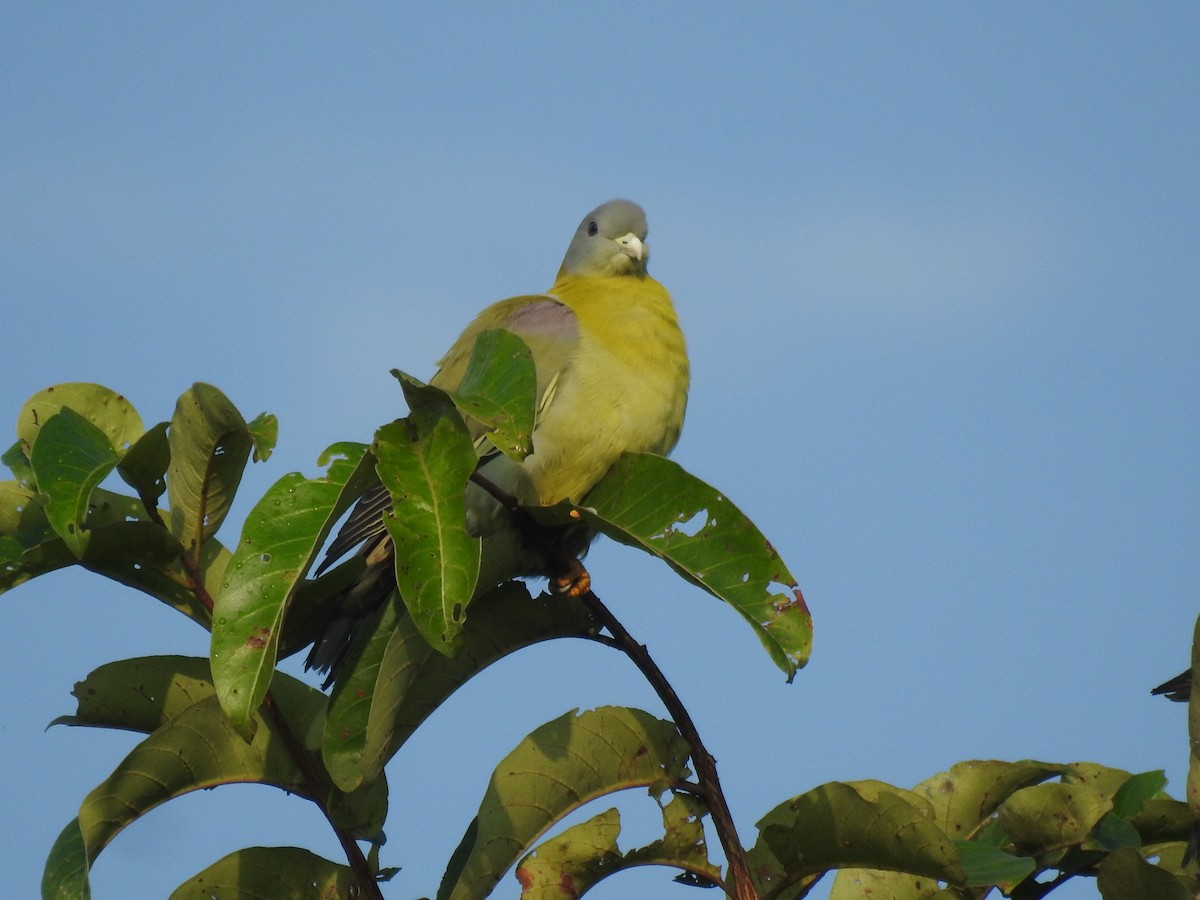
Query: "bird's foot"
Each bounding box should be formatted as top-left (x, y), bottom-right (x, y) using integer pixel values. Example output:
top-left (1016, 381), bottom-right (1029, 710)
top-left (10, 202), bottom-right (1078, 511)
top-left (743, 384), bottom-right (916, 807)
top-left (551, 559), bottom-right (591, 597)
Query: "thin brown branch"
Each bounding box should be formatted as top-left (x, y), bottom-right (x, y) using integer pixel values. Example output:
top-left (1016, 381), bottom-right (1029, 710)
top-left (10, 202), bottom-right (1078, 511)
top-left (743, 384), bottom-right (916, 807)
top-left (262, 693), bottom-right (384, 900)
top-left (469, 471), bottom-right (759, 899)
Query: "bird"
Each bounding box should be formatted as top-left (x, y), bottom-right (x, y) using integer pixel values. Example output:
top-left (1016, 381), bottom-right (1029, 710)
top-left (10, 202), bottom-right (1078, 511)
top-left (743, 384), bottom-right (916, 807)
top-left (304, 199), bottom-right (690, 685)
top-left (1151, 669), bottom-right (1191, 702)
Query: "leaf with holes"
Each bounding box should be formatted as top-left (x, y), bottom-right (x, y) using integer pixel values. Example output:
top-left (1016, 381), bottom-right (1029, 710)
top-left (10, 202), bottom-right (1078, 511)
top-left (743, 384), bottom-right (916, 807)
top-left (116, 421), bottom-right (171, 514)
top-left (574, 452), bottom-right (811, 680)
top-left (438, 707), bottom-right (692, 900)
top-left (212, 442), bottom-right (373, 739)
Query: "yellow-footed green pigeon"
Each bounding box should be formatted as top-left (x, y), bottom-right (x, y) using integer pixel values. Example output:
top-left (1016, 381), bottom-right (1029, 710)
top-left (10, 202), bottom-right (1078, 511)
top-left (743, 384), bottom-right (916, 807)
top-left (306, 199), bottom-right (689, 684)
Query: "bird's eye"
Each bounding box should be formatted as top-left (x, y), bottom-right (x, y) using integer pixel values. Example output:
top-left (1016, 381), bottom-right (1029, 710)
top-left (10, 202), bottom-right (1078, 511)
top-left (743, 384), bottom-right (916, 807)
top-left (586, 220), bottom-right (598, 236)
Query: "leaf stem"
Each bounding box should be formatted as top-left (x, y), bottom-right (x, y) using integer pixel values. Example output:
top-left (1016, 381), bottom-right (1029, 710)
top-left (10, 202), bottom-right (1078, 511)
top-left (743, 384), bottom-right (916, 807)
top-left (261, 693), bottom-right (384, 900)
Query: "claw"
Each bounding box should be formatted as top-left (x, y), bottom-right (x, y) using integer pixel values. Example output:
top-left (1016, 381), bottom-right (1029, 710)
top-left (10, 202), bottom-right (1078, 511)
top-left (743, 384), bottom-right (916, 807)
top-left (551, 558), bottom-right (591, 597)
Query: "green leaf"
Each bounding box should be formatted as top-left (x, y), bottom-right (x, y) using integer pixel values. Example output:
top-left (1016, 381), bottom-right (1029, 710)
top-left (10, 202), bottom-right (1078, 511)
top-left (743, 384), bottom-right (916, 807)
top-left (169, 846), bottom-right (357, 899)
top-left (515, 809), bottom-right (622, 898)
top-left (748, 781), bottom-right (965, 897)
top-left (51, 655), bottom-right (220, 734)
top-left (211, 442), bottom-right (373, 739)
top-left (324, 583), bottom-right (597, 791)
top-left (997, 782), bottom-right (1112, 852)
top-left (828, 869), bottom-right (972, 900)
top-left (167, 383), bottom-right (253, 554)
top-left (82, 521), bottom-right (223, 626)
top-left (1087, 812), bottom-right (1142, 851)
top-left (1097, 846), bottom-right (1191, 899)
top-left (953, 840), bottom-right (1034, 886)
top-left (574, 452), bottom-right (811, 680)
top-left (1128, 797), bottom-right (1195, 845)
top-left (373, 401), bottom-right (481, 655)
top-left (913, 759), bottom-right (1063, 841)
top-left (2, 440), bottom-right (34, 485)
top-left (0, 485), bottom-right (190, 600)
top-left (247, 411), bottom-right (279, 462)
top-left (17, 383), bottom-right (143, 457)
top-left (73, 684), bottom-right (384, 860)
top-left (619, 792), bottom-right (721, 884)
top-left (42, 818), bottom-right (90, 900)
top-left (29, 408), bottom-right (121, 557)
top-left (116, 421), bottom-right (170, 515)
top-left (443, 328), bottom-right (537, 460)
top-left (1110, 770), bottom-right (1167, 818)
top-left (437, 706), bottom-right (692, 900)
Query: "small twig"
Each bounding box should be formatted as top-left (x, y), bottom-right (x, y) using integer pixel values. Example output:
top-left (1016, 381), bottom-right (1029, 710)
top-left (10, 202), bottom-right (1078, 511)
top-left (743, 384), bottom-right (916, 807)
top-left (469, 472), bottom-right (759, 899)
top-left (262, 693), bottom-right (384, 900)
top-left (582, 589), bottom-right (757, 899)
top-left (182, 550), bottom-right (382, 898)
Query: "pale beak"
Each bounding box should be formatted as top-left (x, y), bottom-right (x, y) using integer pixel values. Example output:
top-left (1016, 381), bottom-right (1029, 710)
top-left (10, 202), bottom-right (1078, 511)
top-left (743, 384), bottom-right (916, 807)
top-left (615, 232), bottom-right (645, 262)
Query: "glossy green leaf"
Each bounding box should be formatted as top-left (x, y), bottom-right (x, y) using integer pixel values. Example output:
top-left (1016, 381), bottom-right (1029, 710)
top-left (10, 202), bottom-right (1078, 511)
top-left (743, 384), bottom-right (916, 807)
top-left (913, 759), bottom-right (1062, 841)
top-left (17, 383), bottom-right (143, 457)
top-left (42, 818), bottom-right (90, 900)
top-left (444, 328), bottom-right (537, 460)
top-left (373, 397), bottom-right (480, 655)
top-left (574, 452), bottom-right (811, 681)
top-left (212, 442), bottom-right (372, 739)
top-left (247, 411), bottom-right (278, 463)
top-left (116, 421), bottom-right (170, 515)
top-left (997, 782), bottom-right (1111, 852)
top-left (748, 781), bottom-right (965, 897)
top-left (29, 408), bottom-right (120, 557)
top-left (1087, 811), bottom-right (1142, 851)
top-left (952, 840), bottom-right (1034, 886)
top-left (169, 846), bottom-right (356, 899)
top-left (167, 383), bottom-right (253, 554)
top-left (438, 707), bottom-right (691, 900)
top-left (1097, 846), bottom-right (1191, 899)
top-left (324, 583), bottom-right (596, 791)
top-left (1110, 770), bottom-right (1167, 818)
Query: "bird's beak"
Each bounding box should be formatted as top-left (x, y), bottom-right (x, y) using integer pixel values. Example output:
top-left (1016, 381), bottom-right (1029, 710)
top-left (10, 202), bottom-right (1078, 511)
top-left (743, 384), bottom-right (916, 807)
top-left (615, 233), bottom-right (645, 262)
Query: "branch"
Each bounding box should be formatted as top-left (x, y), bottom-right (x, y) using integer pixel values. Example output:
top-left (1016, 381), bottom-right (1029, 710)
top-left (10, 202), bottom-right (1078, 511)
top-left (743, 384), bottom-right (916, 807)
top-left (262, 694), bottom-right (384, 900)
top-left (470, 472), bottom-right (759, 899)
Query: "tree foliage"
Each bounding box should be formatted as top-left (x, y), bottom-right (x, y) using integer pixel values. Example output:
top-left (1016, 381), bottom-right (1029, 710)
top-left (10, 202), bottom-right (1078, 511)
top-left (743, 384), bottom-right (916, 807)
top-left (3, 334), bottom-right (1196, 898)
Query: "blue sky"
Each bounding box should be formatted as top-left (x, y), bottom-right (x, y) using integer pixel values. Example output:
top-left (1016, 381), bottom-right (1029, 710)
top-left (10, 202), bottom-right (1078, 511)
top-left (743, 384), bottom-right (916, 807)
top-left (2, 6), bottom-right (1197, 898)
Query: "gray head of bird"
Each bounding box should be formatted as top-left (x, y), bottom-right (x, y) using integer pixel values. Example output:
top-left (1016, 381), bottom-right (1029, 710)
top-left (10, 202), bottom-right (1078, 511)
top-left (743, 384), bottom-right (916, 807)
top-left (558, 199), bottom-right (650, 278)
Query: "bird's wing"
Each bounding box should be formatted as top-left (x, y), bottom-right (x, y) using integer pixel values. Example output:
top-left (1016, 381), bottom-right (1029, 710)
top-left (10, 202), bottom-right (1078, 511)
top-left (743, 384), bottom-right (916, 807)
top-left (316, 295), bottom-right (580, 575)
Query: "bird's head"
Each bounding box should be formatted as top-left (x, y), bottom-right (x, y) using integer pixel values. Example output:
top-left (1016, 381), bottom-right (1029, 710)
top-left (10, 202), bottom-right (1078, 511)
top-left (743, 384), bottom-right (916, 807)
top-left (558, 199), bottom-right (650, 278)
